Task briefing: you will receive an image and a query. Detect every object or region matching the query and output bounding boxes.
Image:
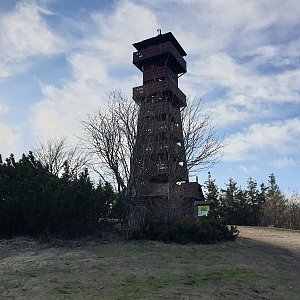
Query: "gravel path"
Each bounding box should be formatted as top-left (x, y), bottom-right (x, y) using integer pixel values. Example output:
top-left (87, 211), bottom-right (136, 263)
top-left (238, 226), bottom-right (300, 258)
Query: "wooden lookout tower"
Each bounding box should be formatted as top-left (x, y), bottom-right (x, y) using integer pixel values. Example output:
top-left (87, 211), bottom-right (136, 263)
top-left (131, 31), bottom-right (204, 206)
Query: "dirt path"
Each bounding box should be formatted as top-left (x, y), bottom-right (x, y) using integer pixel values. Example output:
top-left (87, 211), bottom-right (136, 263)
top-left (237, 226), bottom-right (300, 258)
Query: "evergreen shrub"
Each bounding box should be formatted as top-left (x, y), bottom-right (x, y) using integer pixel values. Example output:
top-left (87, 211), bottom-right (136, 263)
top-left (130, 217), bottom-right (238, 244)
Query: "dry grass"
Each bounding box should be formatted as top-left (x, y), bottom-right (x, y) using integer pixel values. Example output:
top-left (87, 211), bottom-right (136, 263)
top-left (0, 227), bottom-right (299, 299)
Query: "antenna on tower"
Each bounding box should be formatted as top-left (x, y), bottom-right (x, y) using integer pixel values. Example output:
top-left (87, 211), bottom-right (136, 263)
top-left (157, 29), bottom-right (162, 35)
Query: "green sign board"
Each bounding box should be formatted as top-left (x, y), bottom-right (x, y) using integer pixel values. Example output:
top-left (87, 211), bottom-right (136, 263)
top-left (197, 205), bottom-right (210, 217)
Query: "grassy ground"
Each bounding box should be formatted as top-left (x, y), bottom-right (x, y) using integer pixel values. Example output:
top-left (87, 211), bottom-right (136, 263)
top-left (0, 227), bottom-right (299, 299)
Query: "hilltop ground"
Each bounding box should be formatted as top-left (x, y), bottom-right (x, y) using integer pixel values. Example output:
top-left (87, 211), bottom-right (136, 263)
top-left (0, 226), bottom-right (299, 299)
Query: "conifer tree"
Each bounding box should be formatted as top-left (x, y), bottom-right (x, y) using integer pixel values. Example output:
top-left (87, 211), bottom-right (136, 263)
top-left (261, 173), bottom-right (286, 227)
top-left (245, 177), bottom-right (260, 225)
top-left (203, 172), bottom-right (220, 217)
top-left (0, 152), bottom-right (117, 237)
top-left (220, 178), bottom-right (238, 224)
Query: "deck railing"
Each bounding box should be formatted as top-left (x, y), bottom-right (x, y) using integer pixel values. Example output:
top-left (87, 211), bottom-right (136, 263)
top-left (133, 79), bottom-right (186, 107)
top-left (133, 41), bottom-right (186, 73)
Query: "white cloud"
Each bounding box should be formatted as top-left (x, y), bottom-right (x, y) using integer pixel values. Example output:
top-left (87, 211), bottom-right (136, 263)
top-left (29, 1), bottom-right (156, 142)
top-left (89, 1), bottom-right (158, 66)
top-left (70, 53), bottom-right (109, 83)
top-left (239, 165), bottom-right (259, 173)
top-left (185, 47), bottom-right (300, 130)
top-left (29, 47), bottom-right (140, 142)
top-left (0, 104), bottom-right (9, 116)
top-left (0, 0), bottom-right (62, 78)
top-left (143, 0), bottom-right (300, 130)
top-left (271, 157), bottom-right (296, 169)
top-left (30, 79), bottom-right (104, 142)
top-left (206, 100), bottom-right (250, 128)
top-left (223, 118), bottom-right (300, 161)
top-left (0, 104), bottom-right (21, 158)
top-left (0, 123), bottom-right (21, 158)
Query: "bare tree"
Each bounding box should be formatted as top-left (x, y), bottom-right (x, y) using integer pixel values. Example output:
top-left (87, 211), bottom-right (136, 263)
top-left (33, 136), bottom-right (91, 178)
top-left (82, 91), bottom-right (138, 193)
top-left (81, 91), bottom-right (225, 192)
top-left (182, 97), bottom-right (225, 171)
top-left (285, 193), bottom-right (300, 229)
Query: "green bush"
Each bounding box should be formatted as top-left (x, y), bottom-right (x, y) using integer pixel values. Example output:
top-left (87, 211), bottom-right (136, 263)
top-left (130, 217), bottom-right (238, 244)
top-left (0, 153), bottom-right (117, 238)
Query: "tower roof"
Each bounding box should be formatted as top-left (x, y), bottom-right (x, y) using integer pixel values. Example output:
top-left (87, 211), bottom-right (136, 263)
top-left (133, 32), bottom-right (187, 56)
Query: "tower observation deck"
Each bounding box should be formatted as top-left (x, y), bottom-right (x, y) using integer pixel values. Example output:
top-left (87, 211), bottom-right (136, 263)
top-left (131, 32), bottom-right (194, 198)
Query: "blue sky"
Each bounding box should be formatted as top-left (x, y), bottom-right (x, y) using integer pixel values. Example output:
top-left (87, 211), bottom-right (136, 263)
top-left (0, 0), bottom-right (299, 193)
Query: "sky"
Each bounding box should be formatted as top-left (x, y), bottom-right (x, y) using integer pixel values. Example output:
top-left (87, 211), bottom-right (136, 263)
top-left (0, 0), bottom-right (299, 193)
